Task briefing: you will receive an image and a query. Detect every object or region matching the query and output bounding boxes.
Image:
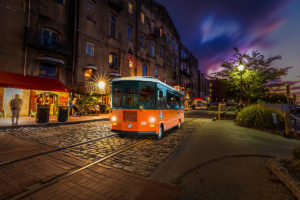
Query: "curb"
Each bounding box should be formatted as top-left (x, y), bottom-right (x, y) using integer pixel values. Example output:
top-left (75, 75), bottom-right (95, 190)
top-left (267, 158), bottom-right (300, 199)
top-left (0, 118), bottom-right (109, 130)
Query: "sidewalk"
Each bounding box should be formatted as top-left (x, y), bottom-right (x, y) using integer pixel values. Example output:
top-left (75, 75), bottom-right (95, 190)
top-left (0, 114), bottom-right (109, 129)
top-left (151, 119), bottom-right (300, 200)
top-left (0, 132), bottom-right (179, 200)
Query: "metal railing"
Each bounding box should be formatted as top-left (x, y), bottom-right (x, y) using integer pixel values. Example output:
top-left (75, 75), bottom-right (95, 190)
top-left (24, 28), bottom-right (72, 55)
top-left (290, 113), bottom-right (300, 134)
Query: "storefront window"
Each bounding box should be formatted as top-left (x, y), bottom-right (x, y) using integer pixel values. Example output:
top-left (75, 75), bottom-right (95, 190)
top-left (84, 69), bottom-right (93, 80)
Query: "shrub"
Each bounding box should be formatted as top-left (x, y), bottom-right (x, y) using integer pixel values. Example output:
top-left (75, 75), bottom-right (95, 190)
top-left (292, 146), bottom-right (300, 160)
top-left (236, 104), bottom-right (285, 130)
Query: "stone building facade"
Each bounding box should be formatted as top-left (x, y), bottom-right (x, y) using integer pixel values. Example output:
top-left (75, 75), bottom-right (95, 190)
top-left (0, 0), bottom-right (73, 86)
top-left (0, 0), bottom-right (210, 111)
top-left (73, 0), bottom-right (181, 95)
top-left (0, 0), bottom-right (71, 116)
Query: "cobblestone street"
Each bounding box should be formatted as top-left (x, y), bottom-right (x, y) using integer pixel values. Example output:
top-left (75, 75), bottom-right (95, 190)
top-left (1, 117), bottom-right (206, 177)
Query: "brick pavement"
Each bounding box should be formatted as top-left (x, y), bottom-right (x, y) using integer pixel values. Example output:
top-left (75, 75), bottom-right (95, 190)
top-left (0, 132), bottom-right (179, 200)
top-left (0, 115), bottom-right (109, 129)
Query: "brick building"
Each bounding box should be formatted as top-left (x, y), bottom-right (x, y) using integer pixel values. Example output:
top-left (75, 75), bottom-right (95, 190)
top-left (0, 0), bottom-right (71, 116)
top-left (73, 0), bottom-right (181, 95)
top-left (0, 0), bottom-right (210, 114)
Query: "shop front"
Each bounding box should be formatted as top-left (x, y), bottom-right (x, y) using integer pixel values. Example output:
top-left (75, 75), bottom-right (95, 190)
top-left (0, 71), bottom-right (69, 117)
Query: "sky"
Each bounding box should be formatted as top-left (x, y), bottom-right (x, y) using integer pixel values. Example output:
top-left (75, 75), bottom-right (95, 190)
top-left (156, 0), bottom-right (300, 99)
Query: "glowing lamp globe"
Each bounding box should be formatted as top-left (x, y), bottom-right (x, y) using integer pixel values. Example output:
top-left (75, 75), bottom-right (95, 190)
top-left (98, 81), bottom-right (105, 89)
top-left (237, 64), bottom-right (245, 71)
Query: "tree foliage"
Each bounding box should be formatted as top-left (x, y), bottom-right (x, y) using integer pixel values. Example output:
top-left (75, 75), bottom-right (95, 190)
top-left (213, 48), bottom-right (291, 103)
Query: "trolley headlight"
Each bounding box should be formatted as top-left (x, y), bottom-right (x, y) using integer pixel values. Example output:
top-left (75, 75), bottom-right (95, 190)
top-left (149, 117), bottom-right (155, 123)
top-left (111, 116), bottom-right (117, 122)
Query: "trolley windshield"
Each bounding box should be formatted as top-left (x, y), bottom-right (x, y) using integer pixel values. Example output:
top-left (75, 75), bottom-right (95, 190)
top-left (112, 81), bottom-right (157, 109)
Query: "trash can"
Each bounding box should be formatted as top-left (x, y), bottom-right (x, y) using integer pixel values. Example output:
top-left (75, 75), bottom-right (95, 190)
top-left (58, 106), bottom-right (68, 122)
top-left (36, 106), bottom-right (50, 123)
top-left (99, 104), bottom-right (106, 113)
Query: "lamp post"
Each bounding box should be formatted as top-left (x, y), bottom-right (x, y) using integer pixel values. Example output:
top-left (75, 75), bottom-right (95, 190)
top-left (237, 64), bottom-right (244, 108)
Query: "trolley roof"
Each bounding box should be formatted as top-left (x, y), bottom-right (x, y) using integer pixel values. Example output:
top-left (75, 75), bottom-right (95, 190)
top-left (112, 76), bottom-right (184, 95)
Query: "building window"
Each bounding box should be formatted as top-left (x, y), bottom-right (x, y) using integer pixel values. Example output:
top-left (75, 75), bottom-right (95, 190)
top-left (128, 25), bottom-right (132, 41)
top-left (176, 43), bottom-right (178, 51)
top-left (41, 28), bottom-right (60, 50)
top-left (55, 0), bottom-right (64, 5)
top-left (86, 42), bottom-right (94, 56)
top-left (142, 64), bottom-right (147, 76)
top-left (171, 39), bottom-right (174, 49)
top-left (150, 40), bottom-right (155, 57)
top-left (39, 63), bottom-right (58, 79)
top-left (109, 53), bottom-right (119, 69)
top-left (166, 50), bottom-right (169, 61)
top-left (110, 16), bottom-right (116, 38)
top-left (128, 2), bottom-right (133, 14)
top-left (166, 33), bottom-right (169, 43)
top-left (87, 1), bottom-right (95, 19)
top-left (159, 46), bottom-right (162, 57)
top-left (84, 68), bottom-right (94, 81)
top-left (141, 12), bottom-right (145, 24)
top-left (160, 28), bottom-right (163, 37)
top-left (129, 60), bottom-right (133, 68)
top-left (140, 34), bottom-right (144, 47)
top-left (154, 68), bottom-right (158, 77)
top-left (151, 22), bottom-right (155, 33)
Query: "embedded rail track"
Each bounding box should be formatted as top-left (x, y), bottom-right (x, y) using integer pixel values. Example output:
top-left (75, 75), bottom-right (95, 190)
top-left (9, 136), bottom-right (153, 200)
top-left (0, 133), bottom-right (121, 167)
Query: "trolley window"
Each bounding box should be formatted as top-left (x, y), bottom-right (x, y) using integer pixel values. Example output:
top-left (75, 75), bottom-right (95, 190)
top-left (113, 87), bottom-right (122, 107)
top-left (123, 87), bottom-right (138, 107)
top-left (166, 90), bottom-right (180, 110)
top-left (140, 86), bottom-right (156, 108)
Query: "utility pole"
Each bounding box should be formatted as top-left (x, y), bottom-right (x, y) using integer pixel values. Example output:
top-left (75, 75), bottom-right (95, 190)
top-left (285, 84), bottom-right (291, 136)
top-left (293, 94), bottom-right (297, 135)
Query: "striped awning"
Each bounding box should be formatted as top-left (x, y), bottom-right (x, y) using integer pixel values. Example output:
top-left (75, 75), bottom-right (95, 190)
top-left (36, 55), bottom-right (65, 66)
top-left (84, 64), bottom-right (98, 70)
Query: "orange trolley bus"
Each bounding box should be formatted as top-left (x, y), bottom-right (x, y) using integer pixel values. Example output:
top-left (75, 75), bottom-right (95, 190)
top-left (111, 76), bottom-right (184, 139)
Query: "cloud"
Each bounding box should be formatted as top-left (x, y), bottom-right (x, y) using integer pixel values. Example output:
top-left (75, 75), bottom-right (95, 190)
top-left (156, 0), bottom-right (291, 74)
top-left (280, 80), bottom-right (300, 86)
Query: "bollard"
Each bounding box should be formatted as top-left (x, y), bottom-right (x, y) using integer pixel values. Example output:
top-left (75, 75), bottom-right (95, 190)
top-left (284, 112), bottom-right (290, 137)
top-left (218, 103), bottom-right (221, 120)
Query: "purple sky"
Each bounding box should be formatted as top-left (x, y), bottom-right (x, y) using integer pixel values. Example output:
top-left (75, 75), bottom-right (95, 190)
top-left (156, 0), bottom-right (300, 97)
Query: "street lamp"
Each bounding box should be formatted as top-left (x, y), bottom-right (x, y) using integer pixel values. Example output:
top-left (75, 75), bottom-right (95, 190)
top-left (238, 64), bottom-right (244, 71)
top-left (97, 81), bottom-right (105, 90)
top-left (237, 64), bottom-right (245, 108)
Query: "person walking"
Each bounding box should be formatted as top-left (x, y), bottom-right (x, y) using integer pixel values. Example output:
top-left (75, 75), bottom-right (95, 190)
top-left (10, 94), bottom-right (23, 126)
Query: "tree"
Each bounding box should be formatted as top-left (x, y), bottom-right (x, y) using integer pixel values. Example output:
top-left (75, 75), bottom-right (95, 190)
top-left (212, 48), bottom-right (291, 104)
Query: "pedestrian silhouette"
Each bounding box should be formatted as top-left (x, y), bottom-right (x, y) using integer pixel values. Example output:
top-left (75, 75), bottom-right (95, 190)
top-left (10, 94), bottom-right (23, 126)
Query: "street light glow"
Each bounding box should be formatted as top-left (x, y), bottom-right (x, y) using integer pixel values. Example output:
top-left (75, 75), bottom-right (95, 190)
top-left (98, 81), bottom-right (105, 89)
top-left (238, 64), bottom-right (245, 71)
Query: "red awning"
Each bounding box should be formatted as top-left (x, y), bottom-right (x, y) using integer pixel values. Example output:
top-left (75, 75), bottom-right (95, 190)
top-left (194, 97), bottom-right (204, 101)
top-left (0, 71), bottom-right (70, 92)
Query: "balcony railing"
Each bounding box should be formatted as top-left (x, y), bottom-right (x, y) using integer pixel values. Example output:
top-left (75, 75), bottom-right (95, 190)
top-left (24, 28), bottom-right (72, 55)
top-left (180, 68), bottom-right (193, 77)
top-left (108, 0), bottom-right (124, 12)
